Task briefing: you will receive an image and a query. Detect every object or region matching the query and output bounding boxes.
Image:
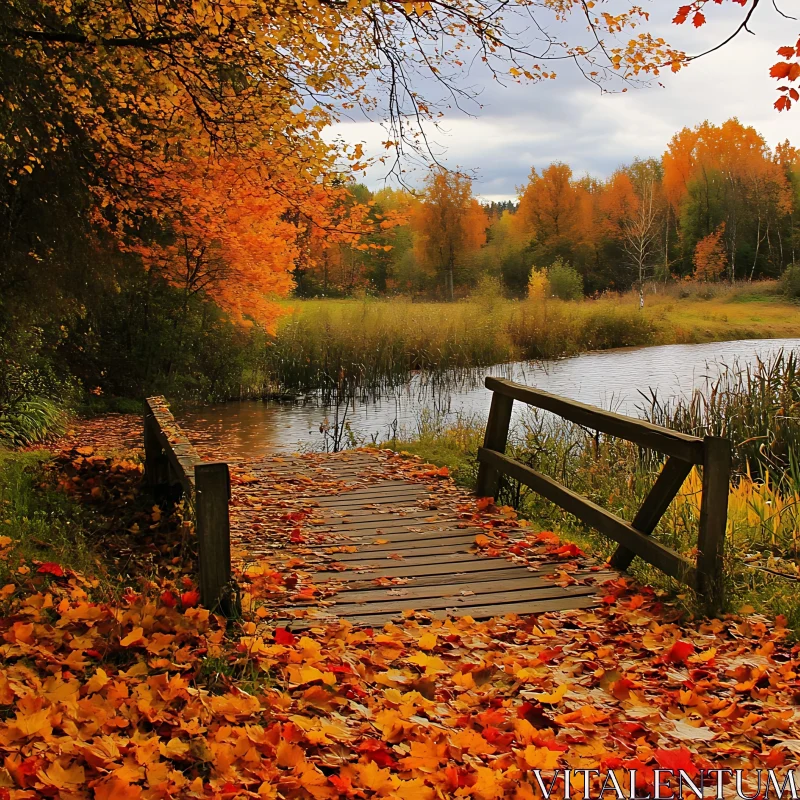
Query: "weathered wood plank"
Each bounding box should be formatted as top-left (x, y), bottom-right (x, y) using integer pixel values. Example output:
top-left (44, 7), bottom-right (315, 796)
top-left (332, 572), bottom-right (615, 605)
top-left (326, 583), bottom-right (599, 617)
top-left (325, 532), bottom-right (482, 550)
top-left (320, 557), bottom-right (529, 581)
top-left (477, 447), bottom-right (697, 588)
top-left (326, 540), bottom-right (478, 560)
top-left (476, 391), bottom-right (515, 497)
top-left (196, 462), bottom-right (236, 614)
top-left (327, 595), bottom-right (598, 626)
top-left (609, 456), bottom-right (694, 571)
top-left (696, 436), bottom-right (732, 613)
top-left (322, 566), bottom-right (540, 590)
top-left (485, 377), bottom-right (705, 464)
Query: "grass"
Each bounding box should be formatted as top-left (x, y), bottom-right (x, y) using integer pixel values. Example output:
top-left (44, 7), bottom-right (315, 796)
top-left (384, 350), bottom-right (800, 628)
top-left (263, 282), bottom-right (800, 401)
top-left (0, 397), bottom-right (65, 446)
top-left (0, 448), bottom-right (100, 584)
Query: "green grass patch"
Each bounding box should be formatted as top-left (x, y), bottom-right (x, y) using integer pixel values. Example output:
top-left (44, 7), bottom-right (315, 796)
top-left (0, 448), bottom-right (101, 585)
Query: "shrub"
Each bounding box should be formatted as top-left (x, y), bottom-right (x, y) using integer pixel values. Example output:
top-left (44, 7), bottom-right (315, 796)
top-left (546, 258), bottom-right (584, 300)
top-left (471, 274), bottom-right (505, 307)
top-left (527, 267), bottom-right (548, 300)
top-left (781, 264), bottom-right (800, 300)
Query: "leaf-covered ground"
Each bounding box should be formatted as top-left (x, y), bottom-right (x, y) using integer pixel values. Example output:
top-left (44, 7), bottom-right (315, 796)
top-left (3, 416), bottom-right (797, 799)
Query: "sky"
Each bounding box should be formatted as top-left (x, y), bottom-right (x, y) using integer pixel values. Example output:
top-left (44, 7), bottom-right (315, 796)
top-left (327, 1), bottom-right (799, 202)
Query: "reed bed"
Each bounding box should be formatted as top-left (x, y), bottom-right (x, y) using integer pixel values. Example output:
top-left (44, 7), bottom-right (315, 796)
top-left (260, 287), bottom-right (800, 401)
top-left (643, 350), bottom-right (800, 488)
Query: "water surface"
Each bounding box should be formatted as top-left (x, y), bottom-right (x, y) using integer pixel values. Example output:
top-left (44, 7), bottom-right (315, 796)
top-left (176, 338), bottom-right (800, 459)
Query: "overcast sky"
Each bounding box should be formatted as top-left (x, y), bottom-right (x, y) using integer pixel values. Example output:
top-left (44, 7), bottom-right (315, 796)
top-left (328, 2), bottom-right (799, 202)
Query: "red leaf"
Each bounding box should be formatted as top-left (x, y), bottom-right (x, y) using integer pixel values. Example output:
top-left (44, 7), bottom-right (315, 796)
top-left (776, 95), bottom-right (791, 111)
top-left (181, 589), bottom-right (200, 608)
top-left (771, 62), bottom-right (793, 79)
top-left (357, 739), bottom-right (395, 767)
top-left (550, 543), bottom-right (584, 557)
top-left (160, 590), bottom-right (177, 608)
top-left (673, 5), bottom-right (691, 24)
top-left (777, 46), bottom-right (797, 59)
top-left (475, 496), bottom-right (494, 512)
top-left (275, 627), bottom-right (297, 645)
top-left (692, 11), bottom-right (705, 27)
top-left (37, 562), bottom-right (65, 577)
top-left (654, 746), bottom-right (697, 777)
top-left (664, 639), bottom-right (695, 664)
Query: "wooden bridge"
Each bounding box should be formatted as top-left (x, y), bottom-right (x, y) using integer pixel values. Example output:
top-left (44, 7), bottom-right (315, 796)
top-left (143, 378), bottom-right (731, 625)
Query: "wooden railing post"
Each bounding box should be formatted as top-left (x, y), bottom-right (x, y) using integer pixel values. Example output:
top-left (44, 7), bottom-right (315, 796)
top-left (476, 393), bottom-right (514, 498)
top-left (195, 462), bottom-right (236, 616)
top-left (143, 406), bottom-right (168, 492)
top-left (696, 436), bottom-right (731, 614)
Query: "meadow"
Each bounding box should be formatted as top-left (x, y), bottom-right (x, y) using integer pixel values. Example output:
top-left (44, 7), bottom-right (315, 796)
top-left (262, 281), bottom-right (800, 401)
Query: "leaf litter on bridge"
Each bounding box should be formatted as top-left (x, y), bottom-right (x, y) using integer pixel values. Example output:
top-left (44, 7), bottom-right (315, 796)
top-left (0, 413), bottom-right (796, 798)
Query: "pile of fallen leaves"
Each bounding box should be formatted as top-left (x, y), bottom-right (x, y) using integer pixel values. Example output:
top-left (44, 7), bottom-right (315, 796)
top-left (38, 444), bottom-right (198, 580)
top-left (3, 417), bottom-right (800, 798)
top-left (2, 551), bottom-right (799, 799)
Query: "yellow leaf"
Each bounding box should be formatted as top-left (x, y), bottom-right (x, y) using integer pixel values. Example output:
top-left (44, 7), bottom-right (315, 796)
top-left (86, 668), bottom-right (111, 694)
top-left (418, 632), bottom-right (437, 650)
top-left (41, 760), bottom-right (85, 789)
top-left (357, 761), bottom-right (394, 792)
top-left (532, 683), bottom-right (568, 704)
top-left (120, 627), bottom-right (144, 647)
top-left (689, 647), bottom-right (717, 663)
top-left (14, 707), bottom-right (51, 737)
top-left (287, 665), bottom-right (325, 685)
top-left (277, 739), bottom-right (305, 768)
top-left (523, 744), bottom-right (561, 770)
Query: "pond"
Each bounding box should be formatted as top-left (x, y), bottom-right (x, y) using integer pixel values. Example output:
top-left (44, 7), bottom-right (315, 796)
top-left (176, 338), bottom-right (800, 460)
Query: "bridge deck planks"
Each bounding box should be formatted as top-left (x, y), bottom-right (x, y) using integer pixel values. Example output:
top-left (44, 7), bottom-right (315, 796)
top-left (229, 450), bottom-right (612, 628)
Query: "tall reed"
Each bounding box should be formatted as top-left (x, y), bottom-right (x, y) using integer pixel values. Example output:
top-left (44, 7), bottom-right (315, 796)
top-left (262, 297), bottom-right (663, 401)
top-left (642, 350), bottom-right (800, 488)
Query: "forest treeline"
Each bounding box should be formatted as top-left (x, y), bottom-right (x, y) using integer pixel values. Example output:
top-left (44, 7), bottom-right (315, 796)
top-left (300, 119), bottom-right (800, 299)
top-left (3, 111), bottom-right (800, 421)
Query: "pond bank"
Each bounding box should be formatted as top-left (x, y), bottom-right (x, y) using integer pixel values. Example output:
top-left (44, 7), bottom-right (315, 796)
top-left (263, 286), bottom-right (800, 400)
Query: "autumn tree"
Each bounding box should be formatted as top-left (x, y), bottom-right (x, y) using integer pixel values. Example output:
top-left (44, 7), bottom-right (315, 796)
top-left (411, 171), bottom-right (488, 300)
top-left (663, 120), bottom-right (793, 280)
top-left (623, 175), bottom-right (660, 307)
top-left (693, 224), bottom-right (729, 281)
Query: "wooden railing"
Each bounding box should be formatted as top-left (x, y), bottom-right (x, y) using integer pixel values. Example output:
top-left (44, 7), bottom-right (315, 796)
top-left (143, 396), bottom-right (236, 615)
top-left (476, 377), bottom-right (731, 611)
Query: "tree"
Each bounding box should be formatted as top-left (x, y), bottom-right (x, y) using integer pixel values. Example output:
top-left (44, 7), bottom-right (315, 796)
top-left (622, 175), bottom-right (660, 307)
top-left (411, 171), bottom-right (488, 300)
top-left (693, 224), bottom-right (728, 281)
top-left (663, 119), bottom-right (794, 280)
top-left (515, 164), bottom-right (584, 248)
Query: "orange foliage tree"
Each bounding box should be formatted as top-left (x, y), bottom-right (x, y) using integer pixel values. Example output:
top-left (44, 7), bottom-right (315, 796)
top-left (411, 171), bottom-right (488, 300)
top-left (693, 223), bottom-right (729, 281)
top-left (662, 119), bottom-right (793, 280)
top-left (515, 164), bottom-right (590, 249)
top-left (128, 154), bottom-right (375, 328)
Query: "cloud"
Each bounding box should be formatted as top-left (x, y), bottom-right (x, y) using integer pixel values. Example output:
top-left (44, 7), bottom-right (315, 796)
top-left (326, 2), bottom-right (797, 201)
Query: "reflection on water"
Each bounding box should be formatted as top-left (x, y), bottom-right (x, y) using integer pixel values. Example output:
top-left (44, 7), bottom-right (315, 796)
top-left (176, 338), bottom-right (800, 460)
